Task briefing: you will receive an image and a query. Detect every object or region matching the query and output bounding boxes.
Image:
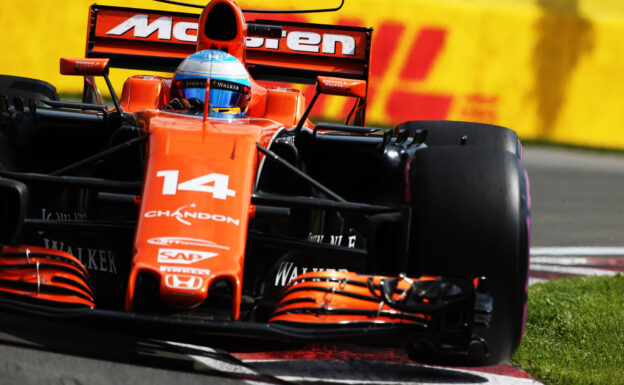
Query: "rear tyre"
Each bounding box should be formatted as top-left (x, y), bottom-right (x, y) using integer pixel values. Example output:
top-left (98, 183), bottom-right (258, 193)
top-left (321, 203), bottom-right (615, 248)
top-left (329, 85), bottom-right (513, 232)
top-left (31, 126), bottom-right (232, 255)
top-left (397, 120), bottom-right (522, 159)
top-left (0, 75), bottom-right (60, 170)
top-left (0, 75), bottom-right (59, 105)
top-left (407, 145), bottom-right (530, 366)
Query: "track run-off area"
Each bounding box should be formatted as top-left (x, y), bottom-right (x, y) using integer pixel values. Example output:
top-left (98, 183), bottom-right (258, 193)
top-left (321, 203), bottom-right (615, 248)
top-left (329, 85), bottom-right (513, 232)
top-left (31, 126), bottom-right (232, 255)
top-left (0, 145), bottom-right (622, 385)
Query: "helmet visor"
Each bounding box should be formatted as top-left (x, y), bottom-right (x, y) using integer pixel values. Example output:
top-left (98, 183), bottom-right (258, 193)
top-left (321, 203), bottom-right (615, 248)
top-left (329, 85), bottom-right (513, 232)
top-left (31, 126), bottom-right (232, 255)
top-left (174, 78), bottom-right (250, 111)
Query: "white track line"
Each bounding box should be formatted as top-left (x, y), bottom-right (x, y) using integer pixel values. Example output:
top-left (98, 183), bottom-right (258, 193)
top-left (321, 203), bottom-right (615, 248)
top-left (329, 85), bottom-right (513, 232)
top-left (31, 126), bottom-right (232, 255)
top-left (530, 263), bottom-right (618, 276)
top-left (530, 247), bottom-right (624, 256)
top-left (166, 341), bottom-right (261, 383)
top-left (528, 277), bottom-right (547, 285)
top-left (167, 341), bottom-right (218, 353)
top-left (531, 257), bottom-right (595, 265)
top-left (273, 367), bottom-right (542, 385)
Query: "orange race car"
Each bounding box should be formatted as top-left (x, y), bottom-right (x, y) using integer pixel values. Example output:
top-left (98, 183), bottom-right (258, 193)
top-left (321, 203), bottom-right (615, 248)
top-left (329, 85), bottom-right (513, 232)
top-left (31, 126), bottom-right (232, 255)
top-left (0, 0), bottom-right (529, 366)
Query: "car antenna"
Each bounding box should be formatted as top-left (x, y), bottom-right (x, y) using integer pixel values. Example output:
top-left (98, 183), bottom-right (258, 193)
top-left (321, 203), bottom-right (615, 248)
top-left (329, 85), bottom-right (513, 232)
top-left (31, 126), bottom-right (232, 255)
top-left (153, 0), bottom-right (344, 13)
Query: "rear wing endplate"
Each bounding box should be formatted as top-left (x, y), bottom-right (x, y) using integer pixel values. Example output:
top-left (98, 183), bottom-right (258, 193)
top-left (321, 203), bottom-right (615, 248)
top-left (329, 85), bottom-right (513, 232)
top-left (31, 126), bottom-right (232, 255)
top-left (86, 5), bottom-right (372, 84)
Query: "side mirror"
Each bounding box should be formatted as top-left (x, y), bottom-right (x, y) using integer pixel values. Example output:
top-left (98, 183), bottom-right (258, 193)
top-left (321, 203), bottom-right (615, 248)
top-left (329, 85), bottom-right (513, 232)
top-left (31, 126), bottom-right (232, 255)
top-left (295, 76), bottom-right (368, 133)
top-left (0, 178), bottom-right (28, 245)
top-left (60, 58), bottom-right (110, 76)
top-left (317, 76), bottom-right (367, 98)
top-left (59, 58), bottom-right (121, 115)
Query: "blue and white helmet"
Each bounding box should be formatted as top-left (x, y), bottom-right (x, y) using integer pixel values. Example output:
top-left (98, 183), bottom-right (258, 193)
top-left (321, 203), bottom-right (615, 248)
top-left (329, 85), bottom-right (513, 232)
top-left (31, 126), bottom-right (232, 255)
top-left (171, 50), bottom-right (251, 117)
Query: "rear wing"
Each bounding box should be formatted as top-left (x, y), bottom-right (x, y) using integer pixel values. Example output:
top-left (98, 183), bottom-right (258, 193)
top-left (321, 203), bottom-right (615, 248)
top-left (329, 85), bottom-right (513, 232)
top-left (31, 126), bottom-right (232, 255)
top-left (86, 5), bottom-right (372, 84)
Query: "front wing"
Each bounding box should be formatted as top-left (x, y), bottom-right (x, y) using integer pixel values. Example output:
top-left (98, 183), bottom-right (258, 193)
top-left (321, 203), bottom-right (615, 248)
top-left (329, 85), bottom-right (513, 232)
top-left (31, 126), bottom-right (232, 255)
top-left (0, 260), bottom-right (492, 357)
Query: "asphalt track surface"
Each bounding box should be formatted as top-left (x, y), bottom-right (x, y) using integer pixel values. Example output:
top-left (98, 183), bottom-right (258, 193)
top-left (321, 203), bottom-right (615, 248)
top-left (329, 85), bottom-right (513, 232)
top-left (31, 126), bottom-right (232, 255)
top-left (525, 145), bottom-right (624, 246)
top-left (1, 144), bottom-right (623, 385)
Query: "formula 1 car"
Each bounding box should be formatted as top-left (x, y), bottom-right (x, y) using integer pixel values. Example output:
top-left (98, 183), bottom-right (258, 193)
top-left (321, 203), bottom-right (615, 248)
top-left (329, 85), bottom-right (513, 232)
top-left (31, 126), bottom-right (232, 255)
top-left (0, 0), bottom-right (529, 366)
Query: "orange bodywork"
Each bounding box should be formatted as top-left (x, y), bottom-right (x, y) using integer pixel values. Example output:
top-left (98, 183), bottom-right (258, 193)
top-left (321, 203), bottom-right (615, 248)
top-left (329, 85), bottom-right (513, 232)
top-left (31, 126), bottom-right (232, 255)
top-left (111, 1), bottom-right (319, 318)
top-left (0, 245), bottom-right (95, 309)
top-left (125, 110), bottom-right (283, 317)
top-left (70, 0), bottom-right (372, 319)
top-left (119, 74), bottom-right (305, 125)
top-left (119, 76), bottom-right (172, 112)
top-left (269, 271), bottom-right (440, 325)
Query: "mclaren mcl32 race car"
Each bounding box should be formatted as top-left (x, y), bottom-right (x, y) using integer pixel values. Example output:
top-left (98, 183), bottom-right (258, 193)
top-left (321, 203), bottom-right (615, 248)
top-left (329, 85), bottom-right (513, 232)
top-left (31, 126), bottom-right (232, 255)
top-left (0, 0), bottom-right (529, 366)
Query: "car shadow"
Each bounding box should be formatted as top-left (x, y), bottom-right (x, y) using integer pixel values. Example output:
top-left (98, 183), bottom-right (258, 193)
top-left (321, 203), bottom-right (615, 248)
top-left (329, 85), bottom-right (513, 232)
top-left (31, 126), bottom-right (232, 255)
top-left (0, 311), bottom-right (488, 384)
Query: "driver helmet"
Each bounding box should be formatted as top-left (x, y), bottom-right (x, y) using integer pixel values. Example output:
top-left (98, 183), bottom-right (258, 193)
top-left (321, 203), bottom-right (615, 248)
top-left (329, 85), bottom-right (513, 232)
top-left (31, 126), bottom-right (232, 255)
top-left (171, 50), bottom-right (251, 118)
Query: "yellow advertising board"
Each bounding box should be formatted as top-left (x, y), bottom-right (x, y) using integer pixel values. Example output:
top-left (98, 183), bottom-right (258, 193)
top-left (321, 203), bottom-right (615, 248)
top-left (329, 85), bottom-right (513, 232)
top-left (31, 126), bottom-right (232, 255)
top-left (2, 0), bottom-right (624, 149)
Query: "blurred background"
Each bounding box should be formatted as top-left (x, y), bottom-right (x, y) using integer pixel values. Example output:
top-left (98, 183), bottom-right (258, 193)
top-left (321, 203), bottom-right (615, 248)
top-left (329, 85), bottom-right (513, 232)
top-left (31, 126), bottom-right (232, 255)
top-left (2, 0), bottom-right (624, 149)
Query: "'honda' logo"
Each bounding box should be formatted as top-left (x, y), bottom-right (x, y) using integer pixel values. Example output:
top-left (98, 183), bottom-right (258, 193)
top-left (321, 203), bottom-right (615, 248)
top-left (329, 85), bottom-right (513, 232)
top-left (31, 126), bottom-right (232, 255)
top-left (164, 274), bottom-right (203, 290)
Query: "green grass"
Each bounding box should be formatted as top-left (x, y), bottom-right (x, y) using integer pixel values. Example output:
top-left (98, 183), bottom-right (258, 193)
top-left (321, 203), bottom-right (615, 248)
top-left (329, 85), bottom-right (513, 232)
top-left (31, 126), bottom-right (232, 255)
top-left (511, 275), bottom-right (624, 385)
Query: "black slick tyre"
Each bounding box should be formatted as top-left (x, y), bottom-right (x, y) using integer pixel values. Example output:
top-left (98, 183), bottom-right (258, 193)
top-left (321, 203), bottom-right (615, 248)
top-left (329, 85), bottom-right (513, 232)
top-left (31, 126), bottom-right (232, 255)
top-left (397, 120), bottom-right (522, 159)
top-left (0, 75), bottom-right (59, 105)
top-left (406, 145), bottom-right (530, 366)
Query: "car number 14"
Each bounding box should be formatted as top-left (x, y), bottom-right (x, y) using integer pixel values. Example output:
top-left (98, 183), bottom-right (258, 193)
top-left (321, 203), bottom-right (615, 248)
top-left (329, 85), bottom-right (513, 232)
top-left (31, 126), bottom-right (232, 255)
top-left (157, 170), bottom-right (236, 199)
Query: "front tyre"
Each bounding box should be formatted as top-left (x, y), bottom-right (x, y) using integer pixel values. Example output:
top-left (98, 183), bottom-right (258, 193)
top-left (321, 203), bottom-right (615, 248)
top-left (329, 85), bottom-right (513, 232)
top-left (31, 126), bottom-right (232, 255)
top-left (397, 120), bottom-right (522, 159)
top-left (407, 146), bottom-right (530, 366)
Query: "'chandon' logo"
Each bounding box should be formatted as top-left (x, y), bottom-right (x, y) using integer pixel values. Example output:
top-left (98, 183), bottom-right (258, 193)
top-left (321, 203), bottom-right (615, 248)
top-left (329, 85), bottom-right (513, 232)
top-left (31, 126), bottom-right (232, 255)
top-left (144, 204), bottom-right (240, 226)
